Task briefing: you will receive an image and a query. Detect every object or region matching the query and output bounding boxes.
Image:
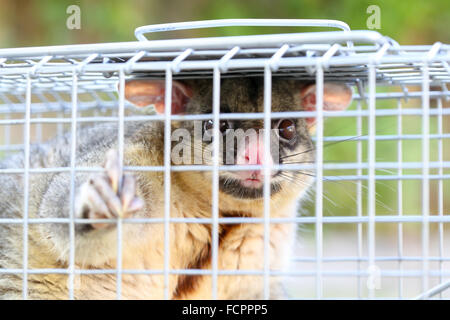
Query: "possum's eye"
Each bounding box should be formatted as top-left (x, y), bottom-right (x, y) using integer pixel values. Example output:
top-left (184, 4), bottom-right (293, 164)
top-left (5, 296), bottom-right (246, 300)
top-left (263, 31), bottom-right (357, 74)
top-left (277, 119), bottom-right (296, 141)
top-left (203, 120), bottom-right (231, 135)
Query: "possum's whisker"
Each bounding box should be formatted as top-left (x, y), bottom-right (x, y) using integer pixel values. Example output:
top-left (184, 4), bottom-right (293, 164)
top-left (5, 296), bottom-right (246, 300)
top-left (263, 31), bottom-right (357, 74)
top-left (278, 172), bottom-right (309, 187)
top-left (295, 169), bottom-right (394, 213)
top-left (280, 133), bottom-right (367, 161)
top-left (280, 146), bottom-right (316, 160)
top-left (281, 160), bottom-right (358, 164)
top-left (376, 168), bottom-right (396, 175)
top-left (279, 172), bottom-right (338, 207)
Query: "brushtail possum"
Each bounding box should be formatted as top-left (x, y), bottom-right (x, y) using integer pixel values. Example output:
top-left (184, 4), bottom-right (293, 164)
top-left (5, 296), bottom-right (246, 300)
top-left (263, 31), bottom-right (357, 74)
top-left (0, 77), bottom-right (352, 299)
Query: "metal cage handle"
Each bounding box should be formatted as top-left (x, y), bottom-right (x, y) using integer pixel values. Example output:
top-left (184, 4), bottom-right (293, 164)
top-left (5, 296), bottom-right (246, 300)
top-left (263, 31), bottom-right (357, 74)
top-left (134, 19), bottom-right (351, 41)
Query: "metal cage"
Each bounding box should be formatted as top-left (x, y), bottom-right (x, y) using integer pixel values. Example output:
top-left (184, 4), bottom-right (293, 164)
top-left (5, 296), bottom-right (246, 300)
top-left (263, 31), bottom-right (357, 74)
top-left (0, 19), bottom-right (449, 299)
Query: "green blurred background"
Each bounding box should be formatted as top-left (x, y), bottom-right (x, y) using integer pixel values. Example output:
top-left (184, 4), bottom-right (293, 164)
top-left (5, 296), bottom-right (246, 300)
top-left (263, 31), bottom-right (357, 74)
top-left (0, 0), bottom-right (448, 47)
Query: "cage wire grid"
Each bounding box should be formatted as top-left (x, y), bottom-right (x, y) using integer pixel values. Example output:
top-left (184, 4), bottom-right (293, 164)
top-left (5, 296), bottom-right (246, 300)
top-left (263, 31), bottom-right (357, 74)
top-left (0, 19), bottom-right (449, 299)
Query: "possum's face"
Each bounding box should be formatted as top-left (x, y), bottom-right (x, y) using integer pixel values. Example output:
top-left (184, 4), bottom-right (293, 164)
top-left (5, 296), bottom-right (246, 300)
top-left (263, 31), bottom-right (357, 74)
top-left (124, 77), bottom-right (352, 200)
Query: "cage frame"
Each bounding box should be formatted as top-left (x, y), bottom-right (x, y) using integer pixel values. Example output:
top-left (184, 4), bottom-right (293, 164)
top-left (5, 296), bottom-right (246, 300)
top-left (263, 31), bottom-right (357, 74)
top-left (0, 19), bottom-right (449, 300)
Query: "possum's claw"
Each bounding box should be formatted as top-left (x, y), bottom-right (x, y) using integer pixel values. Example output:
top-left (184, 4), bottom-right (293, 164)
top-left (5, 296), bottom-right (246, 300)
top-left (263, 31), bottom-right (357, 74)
top-left (104, 149), bottom-right (120, 194)
top-left (120, 173), bottom-right (135, 213)
top-left (77, 149), bottom-right (144, 229)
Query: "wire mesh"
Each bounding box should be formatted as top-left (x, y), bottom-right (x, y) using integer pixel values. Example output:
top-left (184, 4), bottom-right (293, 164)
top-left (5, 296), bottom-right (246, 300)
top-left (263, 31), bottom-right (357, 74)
top-left (0, 20), bottom-right (449, 300)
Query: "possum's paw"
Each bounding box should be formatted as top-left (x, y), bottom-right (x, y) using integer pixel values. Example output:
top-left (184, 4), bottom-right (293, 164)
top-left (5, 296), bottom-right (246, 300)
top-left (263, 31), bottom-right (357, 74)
top-left (77, 149), bottom-right (144, 230)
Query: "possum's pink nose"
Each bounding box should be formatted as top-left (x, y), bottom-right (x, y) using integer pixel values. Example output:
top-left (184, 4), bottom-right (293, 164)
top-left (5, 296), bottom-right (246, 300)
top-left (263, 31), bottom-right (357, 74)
top-left (236, 140), bottom-right (273, 188)
top-left (237, 139), bottom-right (273, 166)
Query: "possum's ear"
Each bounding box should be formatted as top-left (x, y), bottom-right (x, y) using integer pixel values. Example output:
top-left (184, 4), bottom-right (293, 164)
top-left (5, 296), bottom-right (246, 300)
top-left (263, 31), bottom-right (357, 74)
top-left (300, 82), bottom-right (353, 131)
top-left (122, 80), bottom-right (192, 114)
